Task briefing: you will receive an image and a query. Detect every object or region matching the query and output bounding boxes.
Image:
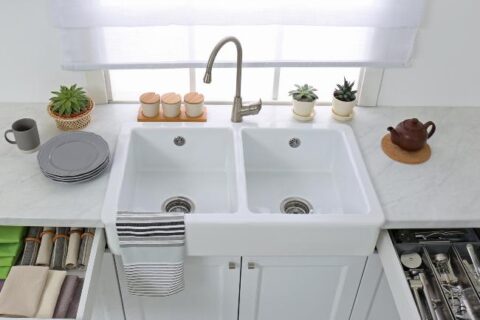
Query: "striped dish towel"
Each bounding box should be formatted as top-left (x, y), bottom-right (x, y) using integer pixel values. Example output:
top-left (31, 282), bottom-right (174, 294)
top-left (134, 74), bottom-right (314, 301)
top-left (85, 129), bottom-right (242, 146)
top-left (116, 212), bottom-right (185, 297)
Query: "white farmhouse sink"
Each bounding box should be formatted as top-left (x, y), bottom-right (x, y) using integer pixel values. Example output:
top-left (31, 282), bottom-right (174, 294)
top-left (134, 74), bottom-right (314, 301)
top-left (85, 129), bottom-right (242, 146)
top-left (242, 128), bottom-right (368, 215)
top-left (103, 122), bottom-right (384, 256)
top-left (116, 126), bottom-right (237, 213)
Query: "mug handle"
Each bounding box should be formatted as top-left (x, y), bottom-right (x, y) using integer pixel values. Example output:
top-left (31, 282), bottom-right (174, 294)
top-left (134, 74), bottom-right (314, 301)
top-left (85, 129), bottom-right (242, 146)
top-left (424, 121), bottom-right (436, 139)
top-left (4, 129), bottom-right (16, 144)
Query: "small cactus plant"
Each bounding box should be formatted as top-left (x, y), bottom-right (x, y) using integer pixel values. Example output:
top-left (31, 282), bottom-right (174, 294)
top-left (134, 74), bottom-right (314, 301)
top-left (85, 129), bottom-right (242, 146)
top-left (289, 84), bottom-right (318, 102)
top-left (334, 78), bottom-right (357, 102)
top-left (49, 84), bottom-right (90, 117)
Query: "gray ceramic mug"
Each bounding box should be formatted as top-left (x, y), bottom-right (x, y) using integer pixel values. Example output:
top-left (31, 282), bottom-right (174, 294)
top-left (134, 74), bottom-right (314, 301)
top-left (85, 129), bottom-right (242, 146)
top-left (4, 118), bottom-right (40, 153)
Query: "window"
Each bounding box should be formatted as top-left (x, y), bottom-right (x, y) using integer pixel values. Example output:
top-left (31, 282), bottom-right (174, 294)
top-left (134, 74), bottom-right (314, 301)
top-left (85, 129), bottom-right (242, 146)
top-left (107, 67), bottom-right (361, 104)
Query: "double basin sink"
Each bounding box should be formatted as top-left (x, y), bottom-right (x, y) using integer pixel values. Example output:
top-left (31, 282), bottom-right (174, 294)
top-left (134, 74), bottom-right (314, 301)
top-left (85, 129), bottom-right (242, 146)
top-left (102, 122), bottom-right (384, 256)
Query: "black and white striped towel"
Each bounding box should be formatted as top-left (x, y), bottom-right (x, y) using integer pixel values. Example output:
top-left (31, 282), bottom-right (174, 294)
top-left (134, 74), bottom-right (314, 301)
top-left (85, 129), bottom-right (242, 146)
top-left (116, 212), bottom-right (185, 297)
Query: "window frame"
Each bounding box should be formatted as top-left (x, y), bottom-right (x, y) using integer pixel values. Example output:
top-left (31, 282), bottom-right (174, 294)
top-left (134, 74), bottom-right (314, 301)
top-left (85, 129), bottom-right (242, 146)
top-left (85, 67), bottom-right (383, 106)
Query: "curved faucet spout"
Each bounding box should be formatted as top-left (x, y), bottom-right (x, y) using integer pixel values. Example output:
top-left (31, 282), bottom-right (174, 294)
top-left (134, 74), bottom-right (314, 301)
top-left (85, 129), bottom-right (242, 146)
top-left (203, 36), bottom-right (243, 98)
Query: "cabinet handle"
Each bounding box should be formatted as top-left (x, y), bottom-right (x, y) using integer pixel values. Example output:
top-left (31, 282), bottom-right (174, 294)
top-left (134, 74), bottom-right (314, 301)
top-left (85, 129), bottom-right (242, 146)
top-left (229, 262), bottom-right (236, 269)
top-left (248, 262), bottom-right (255, 269)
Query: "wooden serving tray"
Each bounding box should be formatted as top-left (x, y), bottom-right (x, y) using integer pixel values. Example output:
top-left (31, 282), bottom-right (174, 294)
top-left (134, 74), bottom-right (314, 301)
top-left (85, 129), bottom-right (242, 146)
top-left (137, 106), bottom-right (207, 122)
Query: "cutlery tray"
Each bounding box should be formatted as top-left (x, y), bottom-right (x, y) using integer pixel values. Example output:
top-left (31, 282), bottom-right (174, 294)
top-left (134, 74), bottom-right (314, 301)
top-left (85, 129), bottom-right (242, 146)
top-left (390, 229), bottom-right (480, 320)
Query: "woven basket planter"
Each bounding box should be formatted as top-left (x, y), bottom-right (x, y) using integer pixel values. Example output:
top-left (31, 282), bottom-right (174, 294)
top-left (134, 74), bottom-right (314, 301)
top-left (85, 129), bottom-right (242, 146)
top-left (48, 98), bottom-right (95, 131)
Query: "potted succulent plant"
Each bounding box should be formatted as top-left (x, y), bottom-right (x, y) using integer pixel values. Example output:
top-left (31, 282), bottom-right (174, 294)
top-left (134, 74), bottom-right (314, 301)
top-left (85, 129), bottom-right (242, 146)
top-left (332, 78), bottom-right (357, 117)
top-left (289, 84), bottom-right (318, 117)
top-left (48, 84), bottom-right (94, 130)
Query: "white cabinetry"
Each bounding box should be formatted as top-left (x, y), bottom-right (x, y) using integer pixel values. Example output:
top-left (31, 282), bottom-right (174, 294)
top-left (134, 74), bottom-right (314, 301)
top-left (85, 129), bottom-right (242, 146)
top-left (116, 256), bottom-right (241, 320)
top-left (350, 253), bottom-right (400, 320)
top-left (238, 256), bottom-right (366, 320)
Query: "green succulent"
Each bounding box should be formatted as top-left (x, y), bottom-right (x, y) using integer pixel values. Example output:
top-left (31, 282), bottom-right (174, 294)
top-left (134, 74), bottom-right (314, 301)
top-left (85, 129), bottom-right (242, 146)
top-left (334, 78), bottom-right (357, 102)
top-left (49, 84), bottom-right (89, 116)
top-left (288, 84), bottom-right (318, 102)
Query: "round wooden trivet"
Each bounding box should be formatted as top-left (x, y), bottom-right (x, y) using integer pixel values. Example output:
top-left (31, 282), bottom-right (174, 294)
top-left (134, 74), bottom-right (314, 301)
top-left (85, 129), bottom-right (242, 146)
top-left (381, 134), bottom-right (431, 164)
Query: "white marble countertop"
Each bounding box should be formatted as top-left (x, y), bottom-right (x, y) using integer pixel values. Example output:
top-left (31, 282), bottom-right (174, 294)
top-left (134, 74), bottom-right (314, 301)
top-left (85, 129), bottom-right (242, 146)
top-left (0, 103), bottom-right (479, 228)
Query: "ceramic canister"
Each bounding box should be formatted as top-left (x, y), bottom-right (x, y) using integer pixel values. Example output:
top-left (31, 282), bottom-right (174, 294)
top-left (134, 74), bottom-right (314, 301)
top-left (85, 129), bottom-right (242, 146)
top-left (184, 92), bottom-right (205, 118)
top-left (140, 92), bottom-right (160, 117)
top-left (161, 92), bottom-right (182, 118)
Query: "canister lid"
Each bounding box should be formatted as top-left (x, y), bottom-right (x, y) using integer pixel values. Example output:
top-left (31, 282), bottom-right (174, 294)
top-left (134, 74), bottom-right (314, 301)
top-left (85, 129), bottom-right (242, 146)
top-left (139, 92), bottom-right (160, 104)
top-left (161, 92), bottom-right (181, 104)
top-left (184, 92), bottom-right (204, 104)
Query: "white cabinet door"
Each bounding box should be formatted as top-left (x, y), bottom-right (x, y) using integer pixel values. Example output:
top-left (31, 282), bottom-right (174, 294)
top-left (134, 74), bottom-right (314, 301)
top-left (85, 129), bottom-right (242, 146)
top-left (238, 256), bottom-right (366, 320)
top-left (350, 253), bottom-right (400, 320)
top-left (92, 251), bottom-right (125, 320)
top-left (116, 256), bottom-right (241, 320)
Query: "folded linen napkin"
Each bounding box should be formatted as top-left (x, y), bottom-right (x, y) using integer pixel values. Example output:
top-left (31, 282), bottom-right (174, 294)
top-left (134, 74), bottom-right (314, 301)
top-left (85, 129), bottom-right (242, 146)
top-left (36, 270), bottom-right (67, 318)
top-left (66, 228), bottom-right (83, 269)
top-left (0, 242), bottom-right (23, 258)
top-left (77, 228), bottom-right (95, 270)
top-left (19, 226), bottom-right (42, 265)
top-left (66, 278), bottom-right (84, 318)
top-left (53, 275), bottom-right (79, 318)
top-left (36, 227), bottom-right (55, 266)
top-left (0, 267), bottom-right (11, 280)
top-left (0, 256), bottom-right (16, 267)
top-left (0, 226), bottom-right (26, 243)
top-left (0, 266), bottom-right (49, 317)
top-left (116, 211), bottom-right (185, 297)
top-left (51, 227), bottom-right (70, 270)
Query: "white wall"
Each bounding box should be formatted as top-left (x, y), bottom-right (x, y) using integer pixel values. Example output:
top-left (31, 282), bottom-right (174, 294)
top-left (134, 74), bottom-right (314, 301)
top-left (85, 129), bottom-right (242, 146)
top-left (0, 0), bottom-right (479, 106)
top-left (0, 0), bottom-right (86, 103)
top-left (378, 0), bottom-right (480, 107)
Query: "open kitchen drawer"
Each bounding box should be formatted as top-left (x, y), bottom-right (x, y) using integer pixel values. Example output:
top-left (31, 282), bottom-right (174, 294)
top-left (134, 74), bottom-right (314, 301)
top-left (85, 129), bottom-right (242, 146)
top-left (0, 228), bottom-right (105, 320)
top-left (378, 229), bottom-right (480, 320)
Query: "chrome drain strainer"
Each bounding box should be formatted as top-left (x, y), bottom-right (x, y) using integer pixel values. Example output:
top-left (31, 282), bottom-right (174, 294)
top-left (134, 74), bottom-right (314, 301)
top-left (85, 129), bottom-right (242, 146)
top-left (162, 196), bottom-right (195, 213)
top-left (280, 197), bottom-right (313, 214)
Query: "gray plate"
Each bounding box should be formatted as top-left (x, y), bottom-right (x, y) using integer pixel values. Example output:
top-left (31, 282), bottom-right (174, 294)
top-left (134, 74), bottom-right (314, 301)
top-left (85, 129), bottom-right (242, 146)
top-left (41, 156), bottom-right (110, 179)
top-left (38, 132), bottom-right (109, 177)
top-left (43, 162), bottom-right (109, 184)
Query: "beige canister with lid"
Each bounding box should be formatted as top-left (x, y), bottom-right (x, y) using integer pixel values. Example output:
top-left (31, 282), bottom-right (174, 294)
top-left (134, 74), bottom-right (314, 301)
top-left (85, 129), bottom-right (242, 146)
top-left (140, 92), bottom-right (160, 118)
top-left (184, 92), bottom-right (205, 118)
top-left (161, 92), bottom-right (182, 118)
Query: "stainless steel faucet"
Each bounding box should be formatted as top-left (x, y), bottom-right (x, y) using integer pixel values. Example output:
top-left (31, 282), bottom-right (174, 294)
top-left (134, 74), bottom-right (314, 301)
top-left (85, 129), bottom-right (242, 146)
top-left (203, 36), bottom-right (262, 123)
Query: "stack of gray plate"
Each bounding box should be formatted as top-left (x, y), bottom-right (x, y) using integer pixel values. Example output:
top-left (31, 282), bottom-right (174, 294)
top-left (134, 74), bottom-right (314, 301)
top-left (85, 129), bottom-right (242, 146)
top-left (38, 132), bottom-right (110, 183)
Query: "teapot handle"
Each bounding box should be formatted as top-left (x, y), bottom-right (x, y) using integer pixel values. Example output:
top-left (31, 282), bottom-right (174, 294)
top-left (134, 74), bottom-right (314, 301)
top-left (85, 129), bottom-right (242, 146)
top-left (425, 121), bottom-right (436, 139)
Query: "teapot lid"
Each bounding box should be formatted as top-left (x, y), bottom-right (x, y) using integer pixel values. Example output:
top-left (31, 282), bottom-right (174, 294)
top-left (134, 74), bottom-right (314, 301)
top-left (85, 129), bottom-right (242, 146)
top-left (401, 118), bottom-right (424, 130)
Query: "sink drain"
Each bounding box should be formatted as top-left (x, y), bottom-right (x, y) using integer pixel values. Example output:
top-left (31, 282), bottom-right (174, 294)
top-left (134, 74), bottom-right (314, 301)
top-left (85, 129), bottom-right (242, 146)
top-left (280, 197), bottom-right (313, 214)
top-left (162, 197), bottom-right (195, 213)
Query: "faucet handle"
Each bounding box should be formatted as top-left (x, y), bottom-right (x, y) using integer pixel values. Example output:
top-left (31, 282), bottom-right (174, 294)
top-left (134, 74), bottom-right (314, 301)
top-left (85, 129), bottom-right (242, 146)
top-left (246, 98), bottom-right (262, 108)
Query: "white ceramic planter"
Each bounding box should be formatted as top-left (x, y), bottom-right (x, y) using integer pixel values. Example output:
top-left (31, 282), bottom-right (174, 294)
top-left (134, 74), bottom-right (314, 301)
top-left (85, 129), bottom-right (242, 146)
top-left (293, 100), bottom-right (315, 117)
top-left (142, 102), bottom-right (160, 118)
top-left (332, 97), bottom-right (356, 116)
top-left (162, 103), bottom-right (181, 118)
top-left (185, 102), bottom-right (204, 118)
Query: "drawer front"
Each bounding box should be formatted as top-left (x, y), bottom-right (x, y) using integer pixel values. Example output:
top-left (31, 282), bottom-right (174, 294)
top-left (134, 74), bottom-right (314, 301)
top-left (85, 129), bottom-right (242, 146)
top-left (377, 230), bottom-right (421, 320)
top-left (0, 228), bottom-right (105, 320)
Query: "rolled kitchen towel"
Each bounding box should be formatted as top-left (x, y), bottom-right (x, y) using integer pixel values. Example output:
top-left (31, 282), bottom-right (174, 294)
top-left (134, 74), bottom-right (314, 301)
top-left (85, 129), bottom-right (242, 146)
top-left (53, 275), bottom-right (79, 318)
top-left (77, 228), bottom-right (95, 270)
top-left (36, 227), bottom-right (55, 266)
top-left (51, 227), bottom-right (70, 270)
top-left (66, 278), bottom-right (84, 318)
top-left (66, 228), bottom-right (83, 270)
top-left (36, 270), bottom-right (67, 318)
top-left (19, 226), bottom-right (42, 265)
top-left (0, 226), bottom-right (26, 243)
top-left (0, 266), bottom-right (49, 317)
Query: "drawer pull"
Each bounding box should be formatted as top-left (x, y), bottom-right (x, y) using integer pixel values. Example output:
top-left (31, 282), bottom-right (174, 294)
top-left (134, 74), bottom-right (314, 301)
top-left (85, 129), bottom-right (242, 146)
top-left (228, 262), bottom-right (236, 270)
top-left (248, 262), bottom-right (255, 269)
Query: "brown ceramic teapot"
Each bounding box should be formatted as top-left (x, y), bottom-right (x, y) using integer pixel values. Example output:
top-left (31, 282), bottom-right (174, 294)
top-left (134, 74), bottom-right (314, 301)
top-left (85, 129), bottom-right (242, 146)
top-left (387, 118), bottom-right (436, 151)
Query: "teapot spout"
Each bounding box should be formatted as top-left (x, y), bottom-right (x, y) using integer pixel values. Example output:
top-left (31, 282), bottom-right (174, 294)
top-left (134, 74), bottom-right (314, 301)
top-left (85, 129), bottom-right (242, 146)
top-left (387, 126), bottom-right (399, 139)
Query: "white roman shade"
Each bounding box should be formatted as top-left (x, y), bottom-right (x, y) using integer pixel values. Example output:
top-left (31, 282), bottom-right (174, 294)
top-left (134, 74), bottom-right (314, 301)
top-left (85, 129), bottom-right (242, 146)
top-left (50, 0), bottom-right (426, 70)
